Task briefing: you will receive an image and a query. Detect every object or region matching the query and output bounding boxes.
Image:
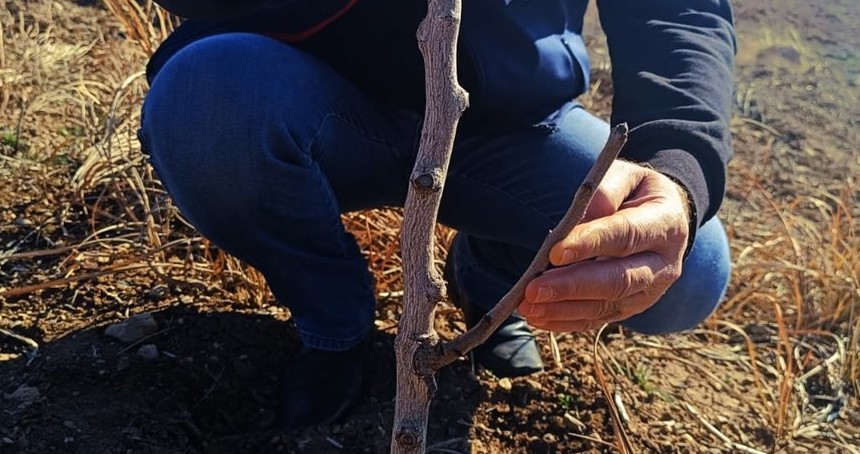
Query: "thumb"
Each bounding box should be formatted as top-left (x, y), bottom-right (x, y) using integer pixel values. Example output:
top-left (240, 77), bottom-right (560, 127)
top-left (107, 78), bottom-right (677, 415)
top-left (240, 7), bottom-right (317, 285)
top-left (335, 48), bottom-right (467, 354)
top-left (579, 161), bottom-right (642, 224)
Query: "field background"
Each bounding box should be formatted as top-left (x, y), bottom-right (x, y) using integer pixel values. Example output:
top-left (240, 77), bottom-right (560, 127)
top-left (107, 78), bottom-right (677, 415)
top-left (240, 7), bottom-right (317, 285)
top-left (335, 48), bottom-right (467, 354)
top-left (1, 0), bottom-right (858, 452)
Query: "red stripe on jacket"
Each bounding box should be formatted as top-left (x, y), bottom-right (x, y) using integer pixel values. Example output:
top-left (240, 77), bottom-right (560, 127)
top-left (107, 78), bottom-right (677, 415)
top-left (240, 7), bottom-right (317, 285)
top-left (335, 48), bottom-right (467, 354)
top-left (266, 0), bottom-right (361, 42)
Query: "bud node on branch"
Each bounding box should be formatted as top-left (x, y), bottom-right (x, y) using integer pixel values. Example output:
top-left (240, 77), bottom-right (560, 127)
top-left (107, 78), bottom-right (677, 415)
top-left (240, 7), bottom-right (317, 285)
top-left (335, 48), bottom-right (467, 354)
top-left (395, 428), bottom-right (421, 449)
top-left (412, 169), bottom-right (443, 192)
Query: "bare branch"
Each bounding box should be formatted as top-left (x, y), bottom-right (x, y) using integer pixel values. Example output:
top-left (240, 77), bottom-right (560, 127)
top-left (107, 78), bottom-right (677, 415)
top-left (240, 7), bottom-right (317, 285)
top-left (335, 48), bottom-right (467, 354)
top-left (433, 123), bottom-right (628, 369)
top-left (391, 0), bottom-right (468, 452)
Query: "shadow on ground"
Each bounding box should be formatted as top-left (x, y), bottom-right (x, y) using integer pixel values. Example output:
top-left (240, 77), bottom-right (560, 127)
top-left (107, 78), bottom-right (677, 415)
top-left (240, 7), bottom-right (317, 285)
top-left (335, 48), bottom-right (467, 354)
top-left (0, 306), bottom-right (480, 453)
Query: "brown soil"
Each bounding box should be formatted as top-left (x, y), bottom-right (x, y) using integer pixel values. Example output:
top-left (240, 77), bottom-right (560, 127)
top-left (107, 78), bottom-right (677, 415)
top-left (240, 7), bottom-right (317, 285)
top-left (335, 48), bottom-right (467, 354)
top-left (1, 1), bottom-right (858, 453)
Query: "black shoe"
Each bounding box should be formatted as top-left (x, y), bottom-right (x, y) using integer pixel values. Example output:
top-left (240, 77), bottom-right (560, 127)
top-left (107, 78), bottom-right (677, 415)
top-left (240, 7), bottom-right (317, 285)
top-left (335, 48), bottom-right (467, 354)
top-left (279, 340), bottom-right (367, 431)
top-left (444, 259), bottom-right (543, 378)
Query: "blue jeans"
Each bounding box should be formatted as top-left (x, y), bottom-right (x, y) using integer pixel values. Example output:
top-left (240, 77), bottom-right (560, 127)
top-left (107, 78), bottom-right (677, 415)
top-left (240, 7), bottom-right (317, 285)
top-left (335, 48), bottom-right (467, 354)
top-left (140, 33), bottom-right (731, 351)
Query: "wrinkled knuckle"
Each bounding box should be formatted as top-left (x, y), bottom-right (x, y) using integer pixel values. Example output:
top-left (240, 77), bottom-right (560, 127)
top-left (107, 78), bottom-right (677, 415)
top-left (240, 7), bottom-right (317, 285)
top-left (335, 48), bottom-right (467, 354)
top-left (665, 262), bottom-right (683, 283)
top-left (594, 300), bottom-right (612, 319)
top-left (592, 226), bottom-right (611, 253)
top-left (595, 300), bottom-right (623, 320)
top-left (619, 216), bottom-right (639, 256)
top-left (609, 262), bottom-right (631, 299)
top-left (655, 251), bottom-right (681, 280)
top-left (662, 210), bottom-right (688, 243)
top-left (672, 261), bottom-right (683, 278)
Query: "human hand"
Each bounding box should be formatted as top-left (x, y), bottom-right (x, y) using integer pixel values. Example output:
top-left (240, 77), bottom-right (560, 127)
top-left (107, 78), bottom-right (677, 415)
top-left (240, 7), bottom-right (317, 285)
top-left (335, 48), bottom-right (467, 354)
top-left (517, 160), bottom-right (691, 332)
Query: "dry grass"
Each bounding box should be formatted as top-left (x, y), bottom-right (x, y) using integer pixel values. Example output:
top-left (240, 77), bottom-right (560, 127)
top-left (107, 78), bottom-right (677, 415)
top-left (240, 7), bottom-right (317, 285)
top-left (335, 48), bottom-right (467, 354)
top-left (1, 0), bottom-right (858, 452)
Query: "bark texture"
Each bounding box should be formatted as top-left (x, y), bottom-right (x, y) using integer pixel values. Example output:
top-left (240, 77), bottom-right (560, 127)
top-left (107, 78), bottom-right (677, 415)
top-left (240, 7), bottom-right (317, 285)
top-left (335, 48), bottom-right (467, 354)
top-left (435, 124), bottom-right (628, 369)
top-left (391, 0), bottom-right (468, 452)
top-left (394, 0), bottom-right (627, 451)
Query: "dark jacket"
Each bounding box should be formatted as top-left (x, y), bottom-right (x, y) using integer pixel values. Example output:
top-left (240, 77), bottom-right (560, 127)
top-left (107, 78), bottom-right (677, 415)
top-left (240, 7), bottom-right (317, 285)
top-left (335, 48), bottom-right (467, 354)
top-left (148, 0), bottom-right (736, 229)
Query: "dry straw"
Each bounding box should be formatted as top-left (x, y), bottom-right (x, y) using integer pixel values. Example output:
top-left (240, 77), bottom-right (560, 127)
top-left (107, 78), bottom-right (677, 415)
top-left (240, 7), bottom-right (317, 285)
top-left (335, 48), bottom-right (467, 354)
top-left (1, 1), bottom-right (856, 451)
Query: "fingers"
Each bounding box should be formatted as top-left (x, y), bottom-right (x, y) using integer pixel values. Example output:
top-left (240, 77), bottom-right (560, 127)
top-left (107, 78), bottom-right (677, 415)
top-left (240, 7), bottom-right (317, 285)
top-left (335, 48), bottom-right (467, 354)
top-left (550, 205), bottom-right (686, 265)
top-left (525, 252), bottom-right (675, 302)
top-left (520, 297), bottom-right (629, 322)
top-left (519, 292), bottom-right (656, 333)
top-left (520, 163), bottom-right (691, 334)
top-left (550, 163), bottom-right (690, 266)
top-left (579, 160), bottom-right (643, 224)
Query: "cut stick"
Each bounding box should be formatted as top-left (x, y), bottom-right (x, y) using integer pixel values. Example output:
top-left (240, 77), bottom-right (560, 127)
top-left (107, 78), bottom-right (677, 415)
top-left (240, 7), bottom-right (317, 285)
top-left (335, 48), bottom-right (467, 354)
top-left (433, 123), bottom-right (628, 369)
top-left (391, 0), bottom-right (468, 452)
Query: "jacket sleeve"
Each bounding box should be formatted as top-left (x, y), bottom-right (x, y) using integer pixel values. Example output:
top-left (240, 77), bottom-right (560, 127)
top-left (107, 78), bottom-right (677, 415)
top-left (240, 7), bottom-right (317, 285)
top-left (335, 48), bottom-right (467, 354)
top-left (597, 0), bottom-right (736, 228)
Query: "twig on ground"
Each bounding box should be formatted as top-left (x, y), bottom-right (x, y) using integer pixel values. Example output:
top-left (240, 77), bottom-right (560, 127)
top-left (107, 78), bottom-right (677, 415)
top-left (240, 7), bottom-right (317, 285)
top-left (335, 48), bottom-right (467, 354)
top-left (714, 320), bottom-right (770, 407)
top-left (564, 412), bottom-right (587, 431)
top-left (0, 327), bottom-right (40, 366)
top-left (1, 263), bottom-right (158, 298)
top-left (324, 436), bottom-right (344, 449)
top-left (0, 327), bottom-right (39, 350)
top-left (566, 432), bottom-right (617, 449)
top-left (193, 366), bottom-right (225, 410)
top-left (614, 391), bottom-right (630, 426)
top-left (734, 117), bottom-right (782, 137)
top-left (549, 332), bottom-right (562, 370)
top-left (0, 238), bottom-right (194, 298)
top-left (1, 244), bottom-right (78, 262)
top-left (425, 437), bottom-right (467, 453)
top-left (116, 327), bottom-right (177, 355)
top-left (683, 402), bottom-right (767, 454)
top-left (593, 324), bottom-right (635, 454)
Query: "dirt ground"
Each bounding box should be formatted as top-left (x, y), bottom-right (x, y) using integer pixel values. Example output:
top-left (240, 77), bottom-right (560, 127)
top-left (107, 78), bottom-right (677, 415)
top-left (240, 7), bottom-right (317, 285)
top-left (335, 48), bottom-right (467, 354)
top-left (1, 1), bottom-right (859, 453)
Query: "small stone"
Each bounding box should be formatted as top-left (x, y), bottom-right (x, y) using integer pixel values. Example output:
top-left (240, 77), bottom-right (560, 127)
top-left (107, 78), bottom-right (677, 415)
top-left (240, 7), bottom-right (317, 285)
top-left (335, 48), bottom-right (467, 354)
top-left (4, 384), bottom-right (40, 408)
top-left (497, 378), bottom-right (512, 392)
top-left (542, 433), bottom-right (557, 444)
top-left (147, 285), bottom-right (169, 300)
top-left (525, 379), bottom-right (543, 392)
top-left (564, 412), bottom-right (587, 431)
top-left (105, 313), bottom-right (158, 343)
top-left (63, 420), bottom-right (77, 430)
top-left (137, 344), bottom-right (159, 361)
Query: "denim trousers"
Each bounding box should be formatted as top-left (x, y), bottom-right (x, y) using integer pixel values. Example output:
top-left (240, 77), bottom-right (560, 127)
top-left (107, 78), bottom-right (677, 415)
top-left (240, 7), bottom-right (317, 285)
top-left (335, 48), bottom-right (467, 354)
top-left (140, 33), bottom-right (731, 351)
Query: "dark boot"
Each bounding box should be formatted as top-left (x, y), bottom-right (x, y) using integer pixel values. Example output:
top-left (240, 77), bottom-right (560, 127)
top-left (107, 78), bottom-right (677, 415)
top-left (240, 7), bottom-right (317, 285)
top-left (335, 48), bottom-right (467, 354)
top-left (279, 339), bottom-right (367, 431)
top-left (444, 259), bottom-right (543, 377)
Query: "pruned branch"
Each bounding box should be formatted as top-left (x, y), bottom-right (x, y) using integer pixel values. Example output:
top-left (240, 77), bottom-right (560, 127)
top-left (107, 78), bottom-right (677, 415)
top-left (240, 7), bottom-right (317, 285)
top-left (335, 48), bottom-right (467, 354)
top-left (393, 0), bottom-right (628, 451)
top-left (432, 123), bottom-right (628, 370)
top-left (391, 0), bottom-right (468, 452)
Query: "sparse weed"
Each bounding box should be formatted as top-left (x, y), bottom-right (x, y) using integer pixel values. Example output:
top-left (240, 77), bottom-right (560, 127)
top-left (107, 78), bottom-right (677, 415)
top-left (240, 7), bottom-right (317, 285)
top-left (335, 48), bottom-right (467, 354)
top-left (558, 393), bottom-right (576, 411)
top-left (1, 131), bottom-right (18, 148)
top-left (1, 1), bottom-right (857, 452)
top-left (631, 365), bottom-right (653, 392)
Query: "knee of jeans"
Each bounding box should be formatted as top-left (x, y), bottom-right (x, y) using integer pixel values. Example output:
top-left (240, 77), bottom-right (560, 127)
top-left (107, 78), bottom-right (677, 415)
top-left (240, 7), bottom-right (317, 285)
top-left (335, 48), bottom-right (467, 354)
top-left (142, 33), bottom-right (317, 166)
top-left (140, 35), bottom-right (315, 233)
top-left (622, 218), bottom-right (731, 335)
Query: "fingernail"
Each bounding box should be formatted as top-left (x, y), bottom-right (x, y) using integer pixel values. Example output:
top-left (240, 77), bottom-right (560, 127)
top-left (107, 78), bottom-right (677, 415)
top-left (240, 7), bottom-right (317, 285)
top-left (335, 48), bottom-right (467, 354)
top-left (535, 286), bottom-right (554, 303)
top-left (561, 250), bottom-right (576, 263)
